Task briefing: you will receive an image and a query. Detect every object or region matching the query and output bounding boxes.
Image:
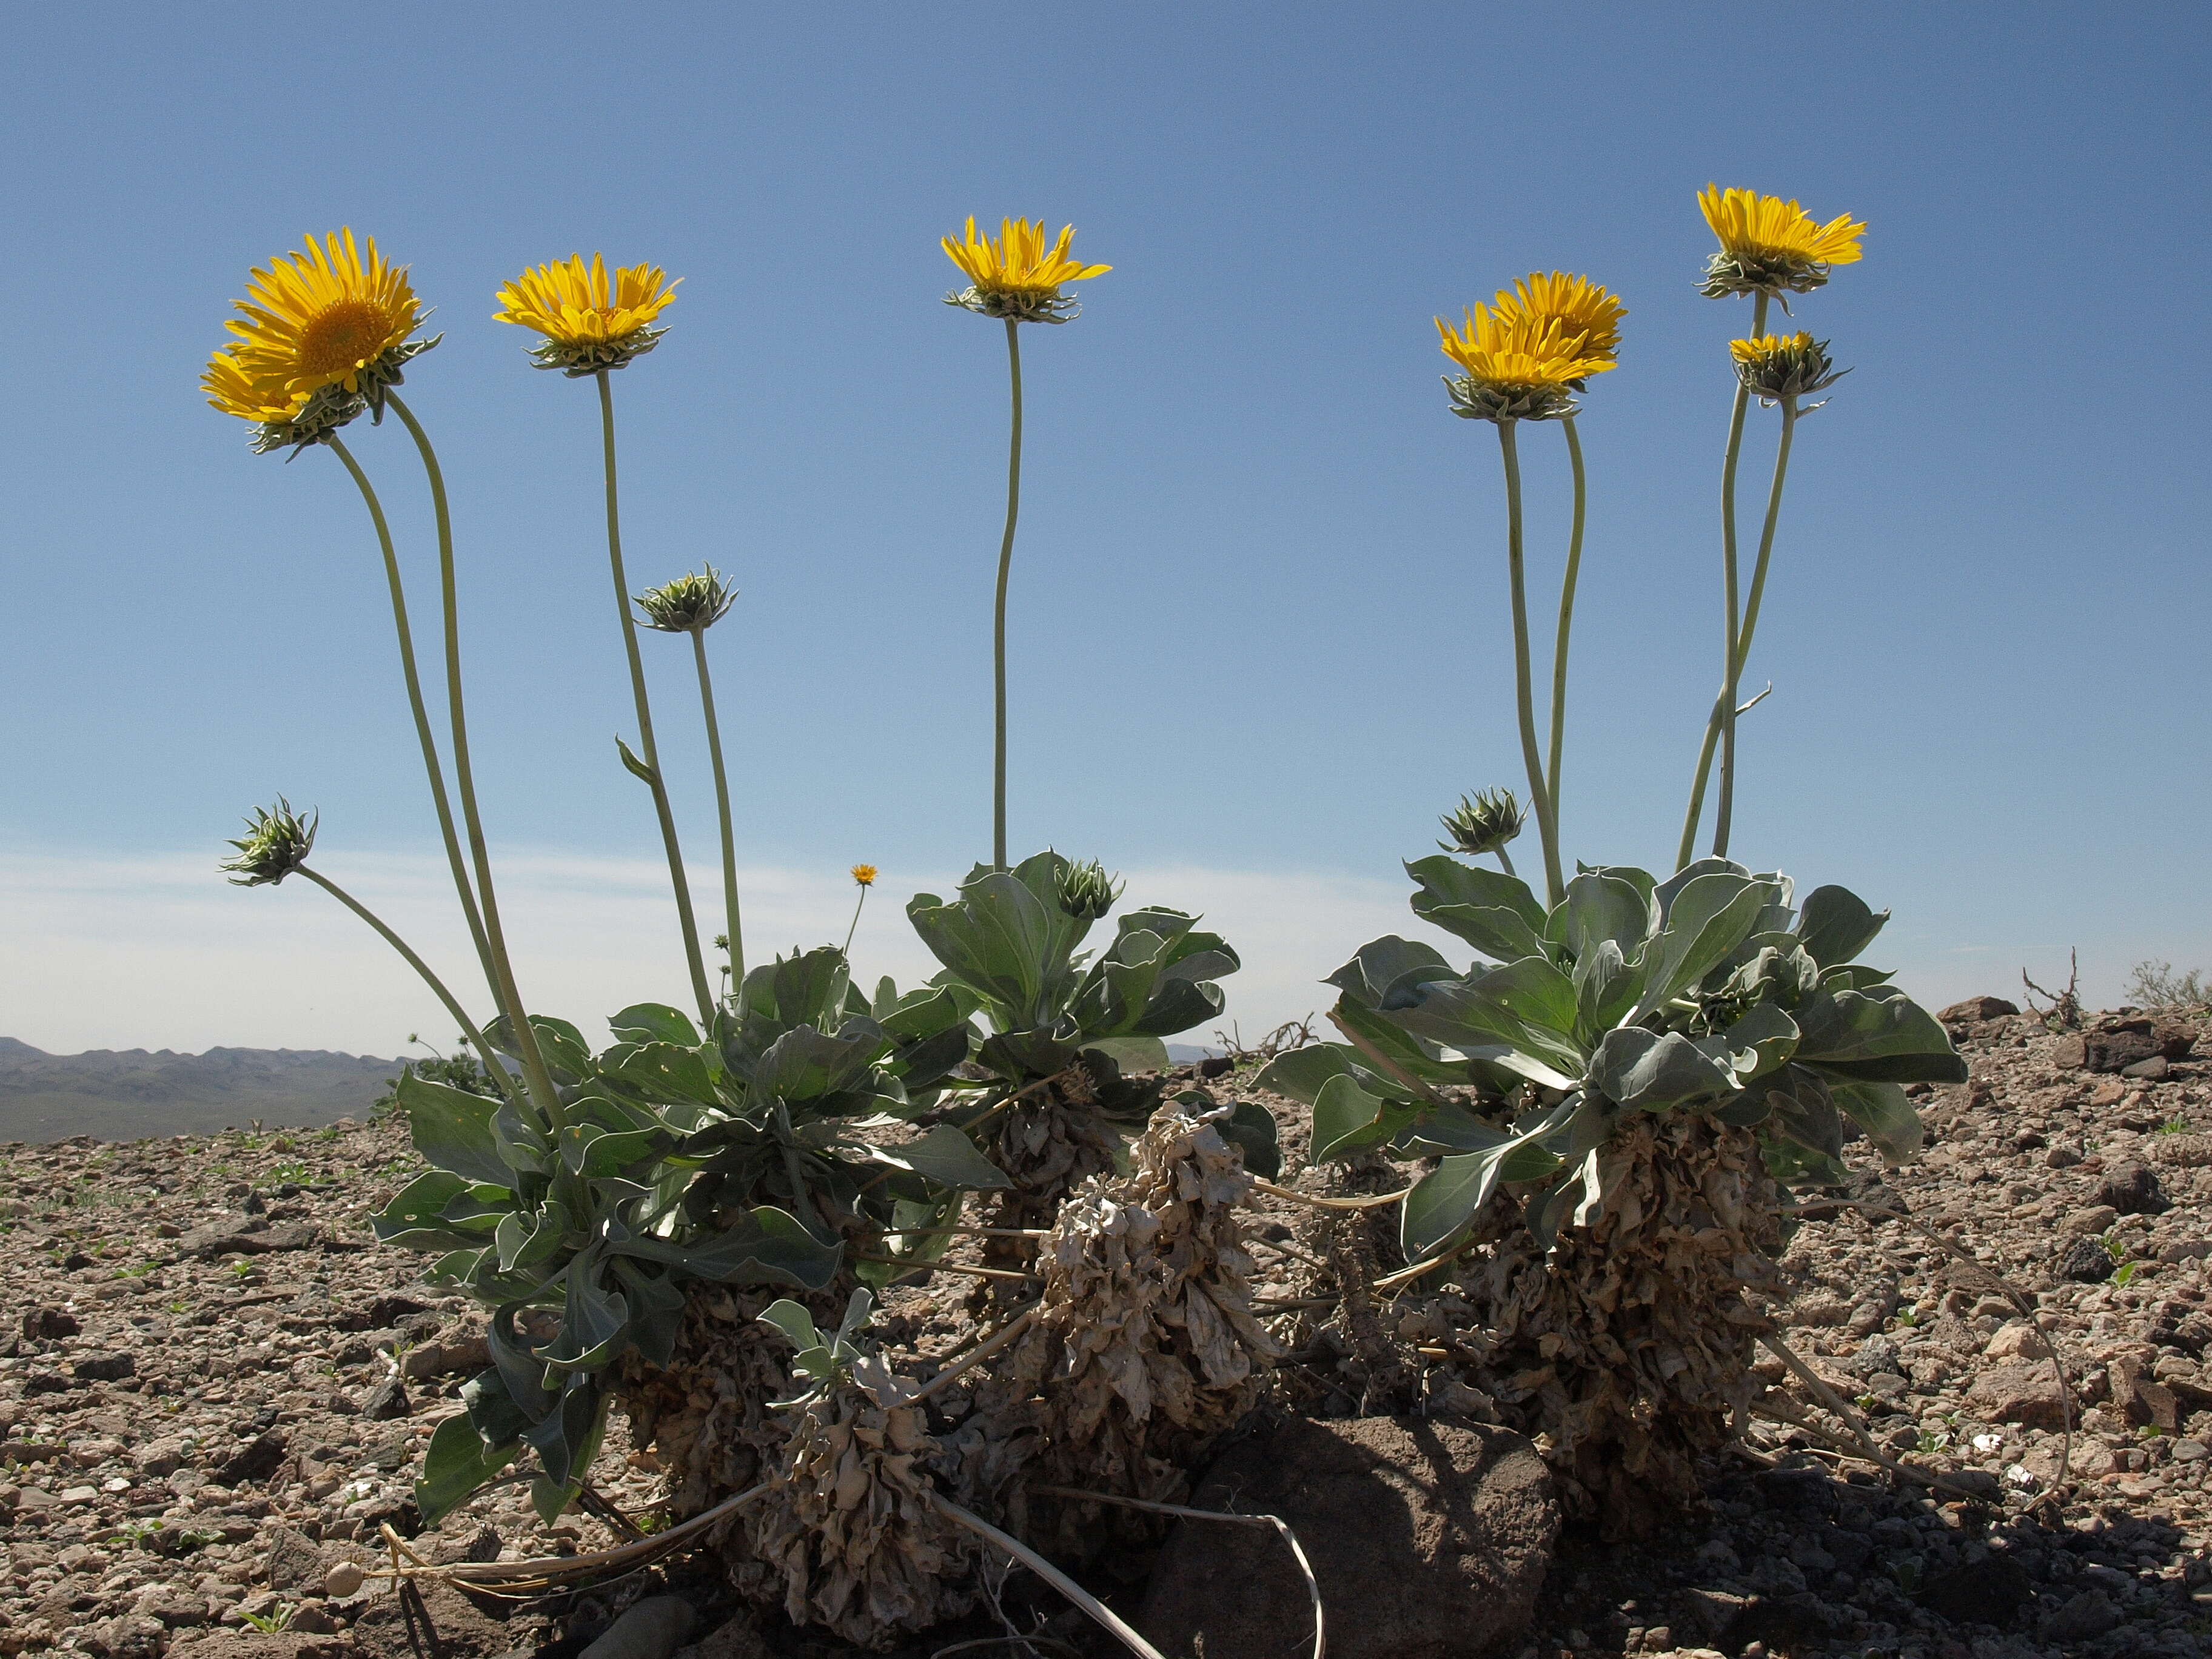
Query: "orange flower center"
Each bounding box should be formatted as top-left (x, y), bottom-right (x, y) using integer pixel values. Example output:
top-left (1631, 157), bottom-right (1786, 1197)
top-left (297, 299), bottom-right (394, 377)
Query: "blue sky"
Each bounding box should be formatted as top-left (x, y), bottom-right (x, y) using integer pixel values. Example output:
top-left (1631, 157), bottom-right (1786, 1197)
top-left (2, 4), bottom-right (2207, 1054)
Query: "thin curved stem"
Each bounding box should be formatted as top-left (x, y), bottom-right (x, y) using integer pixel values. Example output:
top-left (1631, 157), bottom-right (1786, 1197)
top-left (1544, 415), bottom-right (1586, 844)
top-left (991, 319), bottom-right (1024, 872)
top-left (594, 370), bottom-right (715, 1028)
top-left (325, 436), bottom-right (497, 1007)
top-left (1494, 846), bottom-right (1517, 878)
top-left (382, 395), bottom-right (564, 1128)
top-left (688, 629), bottom-right (743, 994)
top-left (842, 884), bottom-right (868, 957)
top-left (294, 865), bottom-right (516, 1101)
top-left (1712, 395), bottom-right (1798, 859)
top-left (1496, 423), bottom-right (1563, 907)
top-left (1677, 289), bottom-right (1769, 870)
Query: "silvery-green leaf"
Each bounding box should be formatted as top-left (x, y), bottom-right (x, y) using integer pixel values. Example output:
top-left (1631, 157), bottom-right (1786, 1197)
top-left (1721, 1002), bottom-right (1800, 1079)
top-left (1795, 885), bottom-right (1889, 968)
top-left (1829, 1078), bottom-right (1926, 1162)
top-left (1326, 936), bottom-right (1458, 1011)
top-left (414, 1413), bottom-right (520, 1528)
top-left (756, 1298), bottom-right (822, 1355)
top-left (1311, 1072), bottom-right (1389, 1161)
top-left (1545, 872), bottom-right (1653, 962)
top-left (865, 1124), bottom-right (1012, 1190)
top-left (1589, 1028), bottom-right (1740, 1112)
top-left (1634, 873), bottom-right (1780, 1016)
top-left (1083, 1035), bottom-right (1170, 1073)
top-left (1794, 987), bottom-right (1969, 1083)
top-left (608, 1003), bottom-right (700, 1047)
top-left (400, 1072), bottom-right (511, 1187)
top-left (1404, 856), bottom-right (1549, 964)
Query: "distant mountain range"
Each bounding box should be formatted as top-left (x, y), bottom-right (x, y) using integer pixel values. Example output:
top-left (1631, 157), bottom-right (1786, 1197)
top-left (0, 1036), bottom-right (1227, 1147)
top-left (0, 1037), bottom-right (401, 1145)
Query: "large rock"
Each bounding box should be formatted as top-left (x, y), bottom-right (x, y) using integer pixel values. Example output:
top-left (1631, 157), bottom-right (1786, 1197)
top-left (1138, 1415), bottom-right (1557, 1659)
top-left (1964, 1360), bottom-right (2071, 1428)
top-left (1939, 997), bottom-right (2018, 1023)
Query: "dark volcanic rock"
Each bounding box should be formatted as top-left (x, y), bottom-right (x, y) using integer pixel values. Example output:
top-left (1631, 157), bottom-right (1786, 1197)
top-left (1919, 1555), bottom-right (2034, 1626)
top-left (1139, 1415), bottom-right (1557, 1659)
top-left (22, 1306), bottom-right (80, 1339)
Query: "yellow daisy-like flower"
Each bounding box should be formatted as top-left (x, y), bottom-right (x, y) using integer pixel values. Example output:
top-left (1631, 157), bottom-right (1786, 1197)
top-left (1729, 332), bottom-right (1848, 406)
top-left (851, 863), bottom-right (878, 888)
top-left (1486, 272), bottom-right (1626, 367)
top-left (205, 229), bottom-right (434, 451)
top-left (1436, 307), bottom-right (1613, 423)
top-left (942, 216), bottom-right (1110, 323)
top-left (494, 255), bottom-right (680, 375)
top-left (1698, 186), bottom-right (1866, 300)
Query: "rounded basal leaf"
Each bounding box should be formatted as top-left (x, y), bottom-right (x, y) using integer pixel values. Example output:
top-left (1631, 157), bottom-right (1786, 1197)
top-left (1326, 935), bottom-right (1457, 1011)
top-left (414, 1412), bottom-right (520, 1528)
top-left (1828, 1078), bottom-right (1926, 1162)
top-left (1545, 871), bottom-right (1654, 963)
top-left (1310, 1071), bottom-right (1390, 1161)
top-left (863, 1124), bottom-right (1012, 1190)
top-left (1793, 986), bottom-right (1969, 1083)
top-left (1634, 873), bottom-right (1780, 1017)
top-left (1794, 885), bottom-right (1889, 968)
top-left (608, 1002), bottom-right (703, 1047)
top-left (1405, 856), bottom-right (1549, 964)
top-left (399, 1072), bottom-right (512, 1188)
top-left (1587, 1028), bottom-right (1739, 1113)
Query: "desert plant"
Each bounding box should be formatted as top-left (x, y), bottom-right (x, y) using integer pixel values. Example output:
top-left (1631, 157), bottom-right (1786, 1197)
top-left (1259, 853), bottom-right (1962, 1524)
top-left (906, 851), bottom-right (1251, 1243)
top-left (2126, 959), bottom-right (2211, 1012)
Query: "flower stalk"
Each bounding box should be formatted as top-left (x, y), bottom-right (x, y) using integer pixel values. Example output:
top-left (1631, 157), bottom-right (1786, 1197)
top-left (1677, 289), bottom-right (1768, 870)
top-left (293, 866), bottom-right (517, 1102)
top-left (1545, 415), bottom-right (1587, 833)
top-left (381, 394), bottom-right (565, 1125)
top-left (991, 320), bottom-right (1023, 872)
top-left (1496, 423), bottom-right (1564, 906)
top-left (1711, 393), bottom-right (1799, 858)
top-left (689, 628), bottom-right (744, 991)
top-left (843, 865), bottom-right (876, 956)
top-left (595, 369), bottom-right (716, 1027)
top-left (324, 434), bottom-right (498, 1006)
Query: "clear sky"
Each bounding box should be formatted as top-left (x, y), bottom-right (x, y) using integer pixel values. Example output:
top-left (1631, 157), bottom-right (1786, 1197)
top-left (2, 3), bottom-right (2207, 1056)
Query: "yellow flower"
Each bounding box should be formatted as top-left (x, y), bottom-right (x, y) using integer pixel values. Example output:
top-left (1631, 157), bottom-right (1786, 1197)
top-left (201, 349), bottom-right (301, 427)
top-left (1698, 186), bottom-right (1866, 299)
top-left (1436, 306), bottom-right (1613, 422)
top-left (942, 216), bottom-right (1110, 323)
top-left (851, 863), bottom-right (878, 888)
top-left (206, 229), bottom-right (434, 449)
top-left (1729, 332), bottom-right (1848, 405)
top-left (494, 255), bottom-right (680, 375)
top-left (1486, 272), bottom-right (1625, 367)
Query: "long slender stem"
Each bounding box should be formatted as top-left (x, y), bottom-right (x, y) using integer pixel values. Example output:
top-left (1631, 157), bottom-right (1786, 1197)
top-left (842, 884), bottom-right (868, 956)
top-left (1496, 423), bottom-right (1563, 907)
top-left (1711, 395), bottom-right (1797, 859)
top-left (1676, 289), bottom-right (1769, 870)
top-left (687, 630), bottom-right (743, 993)
top-left (381, 395), bottom-right (564, 1128)
top-left (991, 319), bottom-right (1025, 872)
top-left (325, 437), bottom-right (498, 1006)
top-left (1544, 415), bottom-right (1587, 844)
top-left (295, 866), bottom-right (516, 1102)
top-left (594, 370), bottom-right (715, 1028)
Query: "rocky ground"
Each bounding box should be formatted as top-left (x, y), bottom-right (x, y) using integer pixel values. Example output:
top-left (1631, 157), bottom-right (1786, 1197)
top-left (1, 1003), bottom-right (2208, 1659)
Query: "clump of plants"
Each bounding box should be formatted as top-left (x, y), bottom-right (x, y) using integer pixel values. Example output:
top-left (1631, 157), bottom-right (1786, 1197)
top-left (199, 216), bottom-right (1268, 1645)
top-left (1256, 186), bottom-right (1963, 1532)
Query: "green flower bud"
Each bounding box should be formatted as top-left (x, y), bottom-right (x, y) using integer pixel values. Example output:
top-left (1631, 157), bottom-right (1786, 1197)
top-left (1439, 788), bottom-right (1527, 857)
top-left (1729, 333), bottom-right (1848, 406)
top-left (634, 565), bottom-right (737, 633)
top-left (1055, 857), bottom-right (1122, 922)
top-left (221, 799), bottom-right (318, 886)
